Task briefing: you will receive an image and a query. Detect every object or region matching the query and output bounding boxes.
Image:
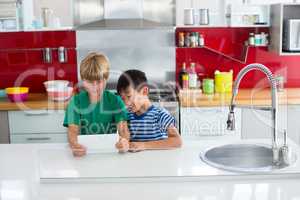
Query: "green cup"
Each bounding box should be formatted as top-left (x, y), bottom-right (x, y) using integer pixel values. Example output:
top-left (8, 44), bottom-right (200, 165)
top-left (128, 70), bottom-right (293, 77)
top-left (203, 79), bottom-right (214, 94)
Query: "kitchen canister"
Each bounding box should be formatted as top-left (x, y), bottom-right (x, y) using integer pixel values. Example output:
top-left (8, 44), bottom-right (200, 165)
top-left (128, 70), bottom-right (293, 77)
top-left (202, 79), bottom-right (214, 94)
top-left (184, 8), bottom-right (194, 25)
top-left (199, 9), bottom-right (209, 25)
top-left (214, 70), bottom-right (233, 93)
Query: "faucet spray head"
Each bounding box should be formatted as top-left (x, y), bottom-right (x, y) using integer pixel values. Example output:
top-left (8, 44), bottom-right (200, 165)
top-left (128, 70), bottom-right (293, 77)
top-left (227, 109), bottom-right (235, 131)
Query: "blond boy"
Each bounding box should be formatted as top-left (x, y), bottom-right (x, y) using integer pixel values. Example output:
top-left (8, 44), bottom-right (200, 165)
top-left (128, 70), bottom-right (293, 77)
top-left (63, 53), bottom-right (130, 156)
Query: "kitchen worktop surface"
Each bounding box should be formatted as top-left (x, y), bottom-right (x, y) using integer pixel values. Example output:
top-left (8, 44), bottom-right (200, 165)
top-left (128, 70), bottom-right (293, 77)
top-left (179, 88), bottom-right (300, 107)
top-left (1, 135), bottom-right (300, 200)
top-left (0, 93), bottom-right (68, 111)
top-left (1, 88), bottom-right (300, 111)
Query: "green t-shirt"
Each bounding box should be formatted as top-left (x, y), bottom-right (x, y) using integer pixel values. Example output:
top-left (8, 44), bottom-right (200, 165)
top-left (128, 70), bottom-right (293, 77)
top-left (63, 90), bottom-right (128, 135)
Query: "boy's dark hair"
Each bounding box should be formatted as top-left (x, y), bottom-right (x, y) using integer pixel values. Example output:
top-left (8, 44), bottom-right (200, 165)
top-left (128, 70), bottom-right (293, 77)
top-left (117, 69), bottom-right (148, 94)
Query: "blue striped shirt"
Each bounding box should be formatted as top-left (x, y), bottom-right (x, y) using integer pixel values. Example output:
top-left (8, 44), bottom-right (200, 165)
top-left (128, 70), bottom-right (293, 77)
top-left (128, 105), bottom-right (176, 142)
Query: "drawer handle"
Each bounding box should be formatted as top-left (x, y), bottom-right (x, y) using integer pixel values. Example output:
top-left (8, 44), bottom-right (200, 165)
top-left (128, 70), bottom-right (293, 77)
top-left (26, 137), bottom-right (51, 141)
top-left (25, 112), bottom-right (49, 116)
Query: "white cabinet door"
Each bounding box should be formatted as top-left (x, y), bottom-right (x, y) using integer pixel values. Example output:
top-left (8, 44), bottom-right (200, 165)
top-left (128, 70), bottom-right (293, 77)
top-left (241, 105), bottom-right (288, 139)
top-left (8, 110), bottom-right (67, 134)
top-left (10, 133), bottom-right (68, 144)
top-left (287, 105), bottom-right (300, 145)
top-left (180, 106), bottom-right (241, 138)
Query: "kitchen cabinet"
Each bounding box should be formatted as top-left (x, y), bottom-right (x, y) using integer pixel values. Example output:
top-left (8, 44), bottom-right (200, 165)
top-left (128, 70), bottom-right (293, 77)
top-left (180, 106), bottom-right (242, 138)
top-left (270, 3), bottom-right (300, 55)
top-left (33, 0), bottom-right (73, 27)
top-left (0, 111), bottom-right (10, 144)
top-left (176, 0), bottom-right (226, 26)
top-left (8, 110), bottom-right (68, 144)
top-left (241, 105), bottom-right (300, 145)
top-left (242, 106), bottom-right (287, 139)
top-left (0, 0), bottom-right (34, 31)
top-left (227, 0), bottom-right (295, 4)
top-left (287, 105), bottom-right (300, 144)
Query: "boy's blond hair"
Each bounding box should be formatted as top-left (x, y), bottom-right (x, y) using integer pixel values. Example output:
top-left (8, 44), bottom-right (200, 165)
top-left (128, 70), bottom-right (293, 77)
top-left (80, 52), bottom-right (110, 81)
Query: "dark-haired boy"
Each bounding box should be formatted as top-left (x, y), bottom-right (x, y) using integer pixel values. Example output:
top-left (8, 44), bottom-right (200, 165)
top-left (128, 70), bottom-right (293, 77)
top-left (117, 70), bottom-right (182, 152)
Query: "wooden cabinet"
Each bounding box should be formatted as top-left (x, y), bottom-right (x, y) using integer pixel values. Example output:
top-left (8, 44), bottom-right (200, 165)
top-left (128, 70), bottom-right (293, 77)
top-left (8, 110), bottom-right (68, 144)
top-left (180, 106), bottom-right (242, 138)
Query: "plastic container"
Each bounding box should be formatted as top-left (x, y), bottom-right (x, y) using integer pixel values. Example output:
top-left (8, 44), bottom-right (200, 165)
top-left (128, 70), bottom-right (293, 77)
top-left (203, 79), bottom-right (214, 94)
top-left (5, 87), bottom-right (29, 94)
top-left (5, 87), bottom-right (29, 102)
top-left (214, 70), bottom-right (233, 93)
top-left (0, 89), bottom-right (7, 98)
top-left (7, 93), bottom-right (28, 102)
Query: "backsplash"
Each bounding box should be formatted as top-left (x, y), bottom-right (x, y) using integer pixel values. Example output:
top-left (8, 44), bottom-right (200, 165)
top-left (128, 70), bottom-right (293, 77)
top-left (0, 31), bottom-right (78, 92)
top-left (176, 27), bottom-right (300, 88)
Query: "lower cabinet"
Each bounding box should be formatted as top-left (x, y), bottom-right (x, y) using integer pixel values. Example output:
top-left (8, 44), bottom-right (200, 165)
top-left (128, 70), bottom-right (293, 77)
top-left (180, 106), bottom-right (242, 138)
top-left (241, 105), bottom-right (300, 145)
top-left (8, 110), bottom-right (68, 144)
top-left (10, 133), bottom-right (68, 144)
top-left (287, 105), bottom-right (300, 145)
top-left (0, 111), bottom-right (10, 144)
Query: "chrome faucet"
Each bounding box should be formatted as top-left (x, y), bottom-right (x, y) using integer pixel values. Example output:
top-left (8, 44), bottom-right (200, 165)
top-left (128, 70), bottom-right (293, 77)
top-left (227, 63), bottom-right (283, 165)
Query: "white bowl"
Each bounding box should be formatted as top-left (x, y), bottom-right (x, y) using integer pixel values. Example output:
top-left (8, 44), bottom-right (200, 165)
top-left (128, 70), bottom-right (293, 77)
top-left (46, 87), bottom-right (73, 101)
top-left (43, 80), bottom-right (69, 90)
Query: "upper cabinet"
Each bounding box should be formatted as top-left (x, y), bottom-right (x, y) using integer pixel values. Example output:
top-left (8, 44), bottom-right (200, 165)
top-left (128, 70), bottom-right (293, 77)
top-left (0, 0), bottom-right (73, 31)
top-left (176, 0), bottom-right (299, 27)
top-left (270, 3), bottom-right (300, 55)
top-left (176, 0), bottom-right (226, 27)
top-left (33, 0), bottom-right (73, 28)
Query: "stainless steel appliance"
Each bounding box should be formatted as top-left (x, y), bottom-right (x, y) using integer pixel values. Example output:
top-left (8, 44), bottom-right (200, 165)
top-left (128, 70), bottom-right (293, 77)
top-left (283, 19), bottom-right (300, 52)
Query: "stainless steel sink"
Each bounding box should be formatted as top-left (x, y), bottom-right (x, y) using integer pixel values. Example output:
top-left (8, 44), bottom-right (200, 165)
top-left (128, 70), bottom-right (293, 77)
top-left (200, 144), bottom-right (296, 173)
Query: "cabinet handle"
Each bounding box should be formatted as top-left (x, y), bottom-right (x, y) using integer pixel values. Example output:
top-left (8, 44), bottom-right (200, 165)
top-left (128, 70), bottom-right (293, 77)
top-left (25, 112), bottom-right (49, 116)
top-left (26, 137), bottom-right (51, 141)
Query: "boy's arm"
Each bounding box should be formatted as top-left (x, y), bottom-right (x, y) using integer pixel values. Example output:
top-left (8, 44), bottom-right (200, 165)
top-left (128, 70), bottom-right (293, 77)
top-left (117, 121), bottom-right (130, 140)
top-left (68, 124), bottom-right (87, 157)
top-left (129, 126), bottom-right (182, 152)
top-left (115, 121), bottom-right (130, 152)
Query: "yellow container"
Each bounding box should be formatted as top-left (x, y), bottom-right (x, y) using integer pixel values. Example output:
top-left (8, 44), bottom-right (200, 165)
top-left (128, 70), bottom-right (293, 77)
top-left (5, 87), bottom-right (29, 94)
top-left (214, 70), bottom-right (233, 93)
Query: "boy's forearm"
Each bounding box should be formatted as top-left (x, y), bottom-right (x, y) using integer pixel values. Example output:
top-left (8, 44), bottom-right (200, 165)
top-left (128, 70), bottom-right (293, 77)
top-left (117, 121), bottom-right (130, 140)
top-left (68, 125), bottom-right (79, 145)
top-left (140, 136), bottom-right (182, 150)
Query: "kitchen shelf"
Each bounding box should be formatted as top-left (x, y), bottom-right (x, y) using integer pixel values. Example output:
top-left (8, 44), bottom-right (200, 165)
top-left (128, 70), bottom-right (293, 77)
top-left (176, 45), bottom-right (269, 64)
top-left (176, 45), bottom-right (248, 64)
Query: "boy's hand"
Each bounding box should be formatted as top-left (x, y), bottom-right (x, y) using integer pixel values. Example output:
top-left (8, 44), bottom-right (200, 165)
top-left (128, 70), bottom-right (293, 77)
top-left (115, 138), bottom-right (129, 153)
top-left (70, 143), bottom-right (87, 157)
top-left (129, 142), bottom-right (146, 152)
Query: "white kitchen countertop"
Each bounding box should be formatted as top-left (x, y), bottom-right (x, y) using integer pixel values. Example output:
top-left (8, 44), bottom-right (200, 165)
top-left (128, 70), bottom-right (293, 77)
top-left (1, 135), bottom-right (300, 200)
